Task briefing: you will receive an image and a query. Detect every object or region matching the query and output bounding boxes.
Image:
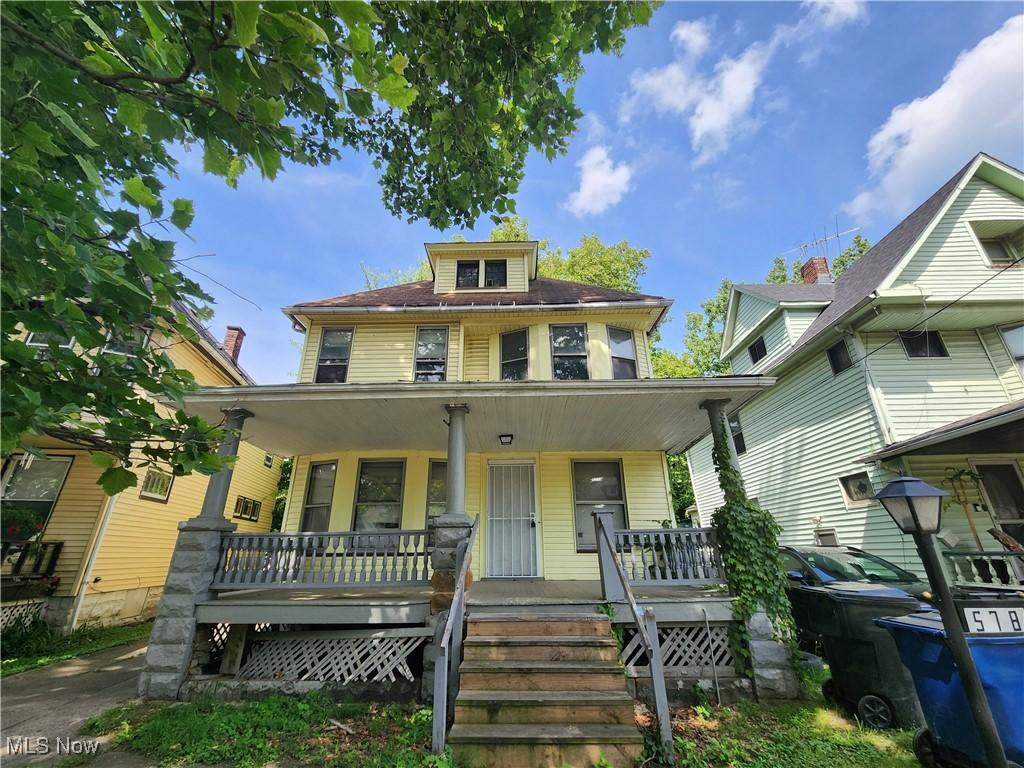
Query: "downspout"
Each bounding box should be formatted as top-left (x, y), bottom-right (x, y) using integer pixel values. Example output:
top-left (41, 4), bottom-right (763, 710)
top-left (68, 491), bottom-right (119, 631)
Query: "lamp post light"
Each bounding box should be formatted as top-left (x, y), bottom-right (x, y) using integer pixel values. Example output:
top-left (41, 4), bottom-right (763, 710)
top-left (874, 476), bottom-right (1008, 768)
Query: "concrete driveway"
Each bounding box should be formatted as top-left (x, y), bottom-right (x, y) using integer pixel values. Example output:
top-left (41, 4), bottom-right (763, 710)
top-left (1, 640), bottom-right (148, 766)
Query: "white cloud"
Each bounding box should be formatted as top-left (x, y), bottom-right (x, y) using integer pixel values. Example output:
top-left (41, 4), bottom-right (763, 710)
top-left (671, 19), bottom-right (712, 59)
top-left (621, 2), bottom-right (866, 165)
top-left (845, 15), bottom-right (1024, 222)
top-left (563, 146), bottom-right (634, 217)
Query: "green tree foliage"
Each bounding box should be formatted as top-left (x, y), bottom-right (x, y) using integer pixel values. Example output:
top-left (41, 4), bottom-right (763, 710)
top-left (681, 279), bottom-right (733, 376)
top-left (831, 234), bottom-right (871, 278)
top-left (766, 256), bottom-right (802, 284)
top-left (360, 261), bottom-right (432, 290)
top-left (540, 235), bottom-right (649, 293)
top-left (2, 2), bottom-right (654, 493)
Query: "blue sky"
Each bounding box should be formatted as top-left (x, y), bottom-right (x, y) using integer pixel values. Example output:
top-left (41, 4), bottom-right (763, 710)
top-left (163, 2), bottom-right (1024, 384)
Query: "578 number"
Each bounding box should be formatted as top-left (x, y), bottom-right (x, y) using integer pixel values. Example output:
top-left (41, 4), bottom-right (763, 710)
top-left (966, 607), bottom-right (1023, 633)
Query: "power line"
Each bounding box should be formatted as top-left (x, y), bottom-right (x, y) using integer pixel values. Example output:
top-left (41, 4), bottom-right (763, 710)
top-left (737, 253), bottom-right (1024, 428)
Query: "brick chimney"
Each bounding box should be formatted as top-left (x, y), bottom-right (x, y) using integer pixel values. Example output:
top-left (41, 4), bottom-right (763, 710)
top-left (801, 256), bottom-right (832, 285)
top-left (223, 326), bottom-right (246, 363)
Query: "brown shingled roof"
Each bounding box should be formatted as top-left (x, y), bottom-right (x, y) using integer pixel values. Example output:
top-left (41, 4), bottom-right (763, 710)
top-left (289, 277), bottom-right (670, 310)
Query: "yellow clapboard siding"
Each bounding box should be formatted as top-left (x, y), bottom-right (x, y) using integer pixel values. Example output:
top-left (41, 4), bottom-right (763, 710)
top-left (282, 449), bottom-right (672, 581)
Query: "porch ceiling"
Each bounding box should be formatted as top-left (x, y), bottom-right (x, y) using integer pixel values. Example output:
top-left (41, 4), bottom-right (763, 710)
top-left (179, 378), bottom-right (775, 456)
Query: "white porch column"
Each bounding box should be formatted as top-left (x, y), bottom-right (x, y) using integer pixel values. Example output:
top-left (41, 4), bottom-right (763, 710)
top-left (138, 407), bottom-right (251, 699)
top-left (443, 404), bottom-right (470, 522)
top-left (700, 398), bottom-right (744, 492)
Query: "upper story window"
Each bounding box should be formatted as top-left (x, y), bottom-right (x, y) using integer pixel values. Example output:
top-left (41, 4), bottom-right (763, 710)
top-left (501, 329), bottom-right (529, 381)
top-left (608, 327), bottom-right (638, 380)
top-left (826, 339), bottom-right (853, 375)
top-left (104, 327), bottom-right (152, 358)
top-left (414, 327), bottom-right (448, 382)
top-left (456, 260), bottom-right (480, 289)
top-left (315, 328), bottom-right (353, 383)
top-left (484, 260), bottom-right (508, 288)
top-left (747, 336), bottom-right (767, 365)
top-left (729, 414), bottom-right (746, 455)
top-left (899, 330), bottom-right (948, 358)
top-left (353, 460), bottom-right (405, 530)
top-left (25, 331), bottom-right (74, 360)
top-left (550, 324), bottom-right (589, 380)
top-left (970, 221), bottom-right (1023, 268)
top-left (1000, 322), bottom-right (1024, 376)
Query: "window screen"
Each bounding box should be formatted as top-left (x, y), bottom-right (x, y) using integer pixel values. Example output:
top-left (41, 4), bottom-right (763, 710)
top-left (898, 331), bottom-right (948, 358)
top-left (501, 329), bottom-right (529, 381)
top-left (415, 327), bottom-right (448, 382)
top-left (456, 261), bottom-right (480, 289)
top-left (301, 462), bottom-right (336, 531)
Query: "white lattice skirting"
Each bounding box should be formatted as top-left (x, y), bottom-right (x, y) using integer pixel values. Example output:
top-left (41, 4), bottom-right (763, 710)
top-left (1, 599), bottom-right (45, 631)
top-left (237, 628), bottom-right (430, 684)
top-left (621, 623), bottom-right (735, 675)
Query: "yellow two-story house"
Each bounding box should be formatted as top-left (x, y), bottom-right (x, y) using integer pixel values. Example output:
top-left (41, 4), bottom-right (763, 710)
top-left (181, 241), bottom-right (771, 584)
top-left (1, 309), bottom-right (283, 631)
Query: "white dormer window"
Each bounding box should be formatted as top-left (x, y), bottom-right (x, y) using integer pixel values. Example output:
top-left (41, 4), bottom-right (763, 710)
top-left (969, 221), bottom-right (1023, 268)
top-left (455, 258), bottom-right (508, 289)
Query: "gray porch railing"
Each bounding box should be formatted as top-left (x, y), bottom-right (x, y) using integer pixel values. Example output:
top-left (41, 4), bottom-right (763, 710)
top-left (432, 516), bottom-right (479, 754)
top-left (211, 530), bottom-right (433, 589)
top-left (942, 549), bottom-right (1024, 587)
top-left (595, 513), bottom-right (675, 757)
top-left (614, 527), bottom-right (723, 585)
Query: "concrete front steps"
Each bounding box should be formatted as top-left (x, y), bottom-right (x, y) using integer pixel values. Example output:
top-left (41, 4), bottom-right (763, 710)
top-left (449, 613), bottom-right (644, 768)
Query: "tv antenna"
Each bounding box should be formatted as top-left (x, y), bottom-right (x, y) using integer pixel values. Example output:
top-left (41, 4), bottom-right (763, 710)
top-left (778, 218), bottom-right (860, 261)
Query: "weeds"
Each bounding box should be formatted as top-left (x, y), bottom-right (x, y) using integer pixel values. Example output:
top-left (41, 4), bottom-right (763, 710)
top-left (1, 618), bottom-right (152, 677)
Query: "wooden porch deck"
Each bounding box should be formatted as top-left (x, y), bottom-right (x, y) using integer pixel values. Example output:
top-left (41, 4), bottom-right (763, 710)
top-left (196, 579), bottom-right (732, 625)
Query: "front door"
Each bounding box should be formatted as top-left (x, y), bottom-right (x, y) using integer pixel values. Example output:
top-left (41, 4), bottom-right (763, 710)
top-left (486, 462), bottom-right (539, 577)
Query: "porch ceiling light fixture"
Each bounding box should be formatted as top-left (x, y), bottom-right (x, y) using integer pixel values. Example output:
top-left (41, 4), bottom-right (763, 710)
top-left (498, 434), bottom-right (513, 446)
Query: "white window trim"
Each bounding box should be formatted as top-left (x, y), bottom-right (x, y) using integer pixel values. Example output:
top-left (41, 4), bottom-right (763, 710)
top-left (102, 327), bottom-right (153, 357)
top-left (964, 219), bottom-right (1024, 269)
top-left (500, 328), bottom-right (530, 381)
top-left (139, 467), bottom-right (174, 502)
top-left (570, 458), bottom-right (628, 553)
top-left (997, 322), bottom-right (1024, 379)
top-left (454, 259), bottom-right (510, 291)
top-left (836, 471), bottom-right (875, 510)
top-left (413, 325), bottom-right (449, 382)
top-left (550, 324), bottom-right (591, 381)
top-left (608, 326), bottom-right (639, 380)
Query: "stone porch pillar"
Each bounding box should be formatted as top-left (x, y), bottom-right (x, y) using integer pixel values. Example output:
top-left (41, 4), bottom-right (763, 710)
top-left (138, 408), bottom-right (252, 699)
top-left (431, 404), bottom-right (472, 614)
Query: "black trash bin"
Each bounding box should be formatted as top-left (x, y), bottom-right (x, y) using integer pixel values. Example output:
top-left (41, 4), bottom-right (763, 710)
top-left (788, 581), bottom-right (927, 729)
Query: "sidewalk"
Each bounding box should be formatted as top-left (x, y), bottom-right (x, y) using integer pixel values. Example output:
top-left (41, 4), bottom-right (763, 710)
top-left (1, 640), bottom-right (148, 766)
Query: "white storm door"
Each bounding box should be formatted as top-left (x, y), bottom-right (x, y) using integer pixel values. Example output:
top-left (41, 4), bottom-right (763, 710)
top-left (486, 462), bottom-right (539, 577)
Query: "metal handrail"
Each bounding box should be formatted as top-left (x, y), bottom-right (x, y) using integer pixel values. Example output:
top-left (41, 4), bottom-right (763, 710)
top-left (596, 518), bottom-right (675, 757)
top-left (431, 516), bottom-right (480, 754)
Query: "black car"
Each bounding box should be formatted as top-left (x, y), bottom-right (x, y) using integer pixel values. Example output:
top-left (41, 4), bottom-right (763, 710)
top-left (780, 545), bottom-right (929, 600)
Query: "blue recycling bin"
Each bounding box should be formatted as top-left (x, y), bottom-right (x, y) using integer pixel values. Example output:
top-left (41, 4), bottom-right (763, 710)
top-left (877, 612), bottom-right (1024, 768)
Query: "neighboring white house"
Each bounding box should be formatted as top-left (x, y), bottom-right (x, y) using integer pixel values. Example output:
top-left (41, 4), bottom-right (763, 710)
top-left (685, 152), bottom-right (1024, 577)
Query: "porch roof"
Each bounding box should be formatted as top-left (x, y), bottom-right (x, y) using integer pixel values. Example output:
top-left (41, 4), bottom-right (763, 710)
top-left (861, 399), bottom-right (1024, 462)
top-left (180, 378), bottom-right (775, 456)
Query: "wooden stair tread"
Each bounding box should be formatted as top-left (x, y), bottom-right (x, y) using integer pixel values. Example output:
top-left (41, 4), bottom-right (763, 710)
top-left (448, 724), bottom-right (643, 744)
top-left (464, 635), bottom-right (617, 646)
top-left (460, 660), bottom-right (622, 672)
top-left (457, 689), bottom-right (634, 704)
top-left (468, 613), bottom-right (609, 622)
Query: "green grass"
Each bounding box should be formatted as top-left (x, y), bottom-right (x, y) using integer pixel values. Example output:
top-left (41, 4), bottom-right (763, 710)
top-left (0, 618), bottom-right (152, 677)
top-left (81, 694), bottom-right (453, 768)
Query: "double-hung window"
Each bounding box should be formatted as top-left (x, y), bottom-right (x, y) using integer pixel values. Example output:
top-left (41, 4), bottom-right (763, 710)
top-left (1000, 322), bottom-right (1024, 376)
top-left (608, 327), bottom-right (638, 379)
top-left (315, 328), bottom-right (353, 383)
top-left (572, 460), bottom-right (627, 552)
top-left (139, 468), bottom-right (173, 501)
top-left (426, 460), bottom-right (447, 523)
top-left (456, 261), bottom-right (480, 289)
top-left (414, 327), bottom-right (448, 382)
top-left (898, 331), bottom-right (948, 358)
top-left (550, 324), bottom-right (589, 380)
top-left (353, 460), bottom-right (404, 530)
top-left (826, 339), bottom-right (853, 375)
top-left (301, 461), bottom-right (336, 531)
top-left (25, 331), bottom-right (74, 360)
top-left (501, 329), bottom-right (529, 381)
top-left (1, 455), bottom-right (72, 540)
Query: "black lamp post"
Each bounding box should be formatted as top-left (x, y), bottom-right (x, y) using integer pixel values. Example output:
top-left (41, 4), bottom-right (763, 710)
top-left (874, 476), bottom-right (1008, 768)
